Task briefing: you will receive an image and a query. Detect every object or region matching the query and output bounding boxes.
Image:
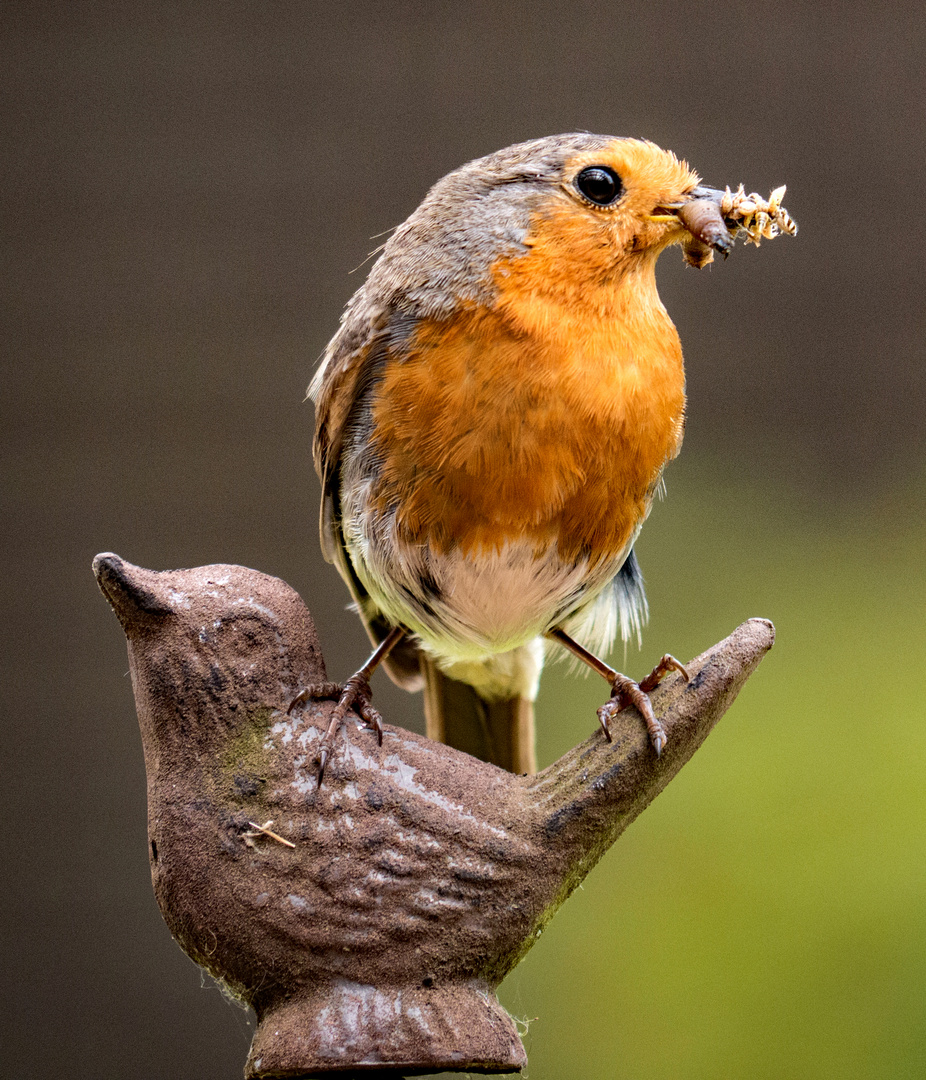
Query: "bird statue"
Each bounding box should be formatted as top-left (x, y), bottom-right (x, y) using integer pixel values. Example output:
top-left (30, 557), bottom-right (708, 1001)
top-left (94, 551), bottom-right (772, 1078)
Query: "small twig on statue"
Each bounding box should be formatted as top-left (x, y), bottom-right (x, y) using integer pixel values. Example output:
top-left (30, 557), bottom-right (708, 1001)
top-left (243, 820), bottom-right (296, 848)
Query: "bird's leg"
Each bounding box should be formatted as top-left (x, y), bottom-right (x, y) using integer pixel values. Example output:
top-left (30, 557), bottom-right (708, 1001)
top-left (288, 626), bottom-right (405, 786)
top-left (545, 627), bottom-right (690, 756)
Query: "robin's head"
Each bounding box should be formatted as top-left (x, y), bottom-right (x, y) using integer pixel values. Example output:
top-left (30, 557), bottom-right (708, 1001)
top-left (358, 134), bottom-right (734, 323)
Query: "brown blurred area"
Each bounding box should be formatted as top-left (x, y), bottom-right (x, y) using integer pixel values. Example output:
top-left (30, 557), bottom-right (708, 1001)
top-left (3, 2), bottom-right (924, 1077)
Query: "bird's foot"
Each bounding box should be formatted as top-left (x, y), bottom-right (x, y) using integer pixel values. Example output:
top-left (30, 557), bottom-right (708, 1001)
top-left (288, 675), bottom-right (384, 786)
top-left (597, 654), bottom-right (690, 756)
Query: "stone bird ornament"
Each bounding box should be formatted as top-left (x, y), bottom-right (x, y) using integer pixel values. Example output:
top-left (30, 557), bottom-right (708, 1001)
top-left (307, 134), bottom-right (794, 778)
top-left (94, 552), bottom-right (773, 1078)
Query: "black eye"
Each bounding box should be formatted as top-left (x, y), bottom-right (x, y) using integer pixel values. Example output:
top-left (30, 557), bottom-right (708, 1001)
top-left (575, 166), bottom-right (623, 206)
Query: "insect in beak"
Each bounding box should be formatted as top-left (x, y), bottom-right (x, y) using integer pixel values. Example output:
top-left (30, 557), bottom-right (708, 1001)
top-left (648, 184), bottom-right (797, 269)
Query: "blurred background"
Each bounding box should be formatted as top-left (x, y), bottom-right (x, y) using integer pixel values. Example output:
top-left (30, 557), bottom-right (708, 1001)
top-left (4, 2), bottom-right (925, 1077)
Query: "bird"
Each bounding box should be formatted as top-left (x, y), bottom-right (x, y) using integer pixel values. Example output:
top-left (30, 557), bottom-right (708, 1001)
top-left (297, 133), bottom-right (786, 782)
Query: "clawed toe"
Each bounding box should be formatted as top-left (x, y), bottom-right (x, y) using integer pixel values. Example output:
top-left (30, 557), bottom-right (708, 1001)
top-left (638, 653), bottom-right (690, 693)
top-left (547, 626), bottom-right (687, 758)
top-left (287, 675), bottom-right (383, 787)
top-left (598, 673), bottom-right (668, 755)
top-left (598, 652), bottom-right (689, 755)
top-left (287, 682), bottom-right (343, 715)
top-left (355, 699), bottom-right (384, 745)
top-left (284, 627), bottom-right (403, 790)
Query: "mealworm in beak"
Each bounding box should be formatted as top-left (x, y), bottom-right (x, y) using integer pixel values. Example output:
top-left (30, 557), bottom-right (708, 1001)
top-left (677, 199), bottom-right (734, 263)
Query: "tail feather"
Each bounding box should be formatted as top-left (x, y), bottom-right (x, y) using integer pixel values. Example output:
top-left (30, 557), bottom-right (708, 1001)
top-left (422, 657), bottom-right (536, 774)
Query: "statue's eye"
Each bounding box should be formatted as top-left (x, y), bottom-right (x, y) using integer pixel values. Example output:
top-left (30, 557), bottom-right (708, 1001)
top-left (575, 166), bottom-right (623, 206)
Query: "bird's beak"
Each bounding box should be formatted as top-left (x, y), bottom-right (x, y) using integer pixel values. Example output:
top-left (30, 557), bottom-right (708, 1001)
top-left (649, 186), bottom-right (735, 269)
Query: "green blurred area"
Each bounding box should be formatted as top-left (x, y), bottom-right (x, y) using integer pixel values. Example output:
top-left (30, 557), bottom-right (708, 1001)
top-left (483, 460), bottom-right (926, 1079)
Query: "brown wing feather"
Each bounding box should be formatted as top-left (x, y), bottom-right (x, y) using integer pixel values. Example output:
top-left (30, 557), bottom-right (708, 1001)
top-left (311, 312), bottom-right (425, 692)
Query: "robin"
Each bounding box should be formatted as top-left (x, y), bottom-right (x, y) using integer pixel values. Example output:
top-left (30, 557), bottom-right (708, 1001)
top-left (296, 133), bottom-right (793, 781)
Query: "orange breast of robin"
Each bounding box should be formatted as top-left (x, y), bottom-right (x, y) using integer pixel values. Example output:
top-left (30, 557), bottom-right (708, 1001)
top-left (367, 204), bottom-right (686, 566)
